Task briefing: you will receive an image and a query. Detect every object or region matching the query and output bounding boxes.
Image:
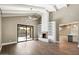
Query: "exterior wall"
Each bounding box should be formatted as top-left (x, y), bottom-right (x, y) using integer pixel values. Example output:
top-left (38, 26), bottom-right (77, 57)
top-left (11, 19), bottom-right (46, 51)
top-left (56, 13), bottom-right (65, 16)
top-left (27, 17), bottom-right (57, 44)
top-left (2, 16), bottom-right (38, 43)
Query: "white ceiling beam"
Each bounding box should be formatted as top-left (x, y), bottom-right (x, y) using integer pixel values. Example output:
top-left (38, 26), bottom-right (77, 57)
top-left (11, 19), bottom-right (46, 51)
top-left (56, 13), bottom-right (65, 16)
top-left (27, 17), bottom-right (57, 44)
top-left (0, 4), bottom-right (48, 17)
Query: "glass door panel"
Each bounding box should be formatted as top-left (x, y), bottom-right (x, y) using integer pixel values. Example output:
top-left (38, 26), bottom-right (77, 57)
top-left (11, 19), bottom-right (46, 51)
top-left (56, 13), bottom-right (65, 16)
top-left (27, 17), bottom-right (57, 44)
top-left (17, 24), bottom-right (34, 42)
top-left (26, 26), bottom-right (31, 40)
top-left (30, 26), bottom-right (34, 40)
top-left (17, 25), bottom-right (27, 42)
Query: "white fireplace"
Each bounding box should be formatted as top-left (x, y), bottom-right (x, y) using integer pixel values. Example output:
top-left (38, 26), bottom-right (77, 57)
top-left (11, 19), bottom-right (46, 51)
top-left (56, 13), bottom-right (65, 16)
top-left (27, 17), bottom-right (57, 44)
top-left (42, 33), bottom-right (48, 38)
top-left (38, 21), bottom-right (57, 43)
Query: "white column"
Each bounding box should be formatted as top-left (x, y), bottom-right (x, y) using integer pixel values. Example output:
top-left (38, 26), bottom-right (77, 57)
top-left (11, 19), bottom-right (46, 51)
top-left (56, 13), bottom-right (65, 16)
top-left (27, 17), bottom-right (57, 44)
top-left (41, 12), bottom-right (49, 33)
top-left (48, 21), bottom-right (57, 43)
top-left (0, 9), bottom-right (2, 51)
top-left (38, 11), bottom-right (49, 42)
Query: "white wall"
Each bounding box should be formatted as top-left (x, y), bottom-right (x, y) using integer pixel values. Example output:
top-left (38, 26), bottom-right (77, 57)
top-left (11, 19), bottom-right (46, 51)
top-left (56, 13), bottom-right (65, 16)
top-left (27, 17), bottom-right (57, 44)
top-left (0, 9), bottom-right (2, 50)
top-left (2, 16), bottom-right (38, 43)
top-left (53, 4), bottom-right (79, 24)
top-left (53, 4), bottom-right (79, 44)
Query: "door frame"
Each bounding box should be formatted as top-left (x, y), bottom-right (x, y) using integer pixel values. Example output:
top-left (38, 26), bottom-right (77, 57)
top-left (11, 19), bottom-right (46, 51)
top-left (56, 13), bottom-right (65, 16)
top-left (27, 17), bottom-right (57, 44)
top-left (17, 24), bottom-right (34, 43)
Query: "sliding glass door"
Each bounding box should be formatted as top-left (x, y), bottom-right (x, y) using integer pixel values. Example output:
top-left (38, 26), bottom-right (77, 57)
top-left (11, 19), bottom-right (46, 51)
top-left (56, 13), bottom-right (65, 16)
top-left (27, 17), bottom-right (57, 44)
top-left (26, 26), bottom-right (34, 40)
top-left (17, 24), bottom-right (34, 42)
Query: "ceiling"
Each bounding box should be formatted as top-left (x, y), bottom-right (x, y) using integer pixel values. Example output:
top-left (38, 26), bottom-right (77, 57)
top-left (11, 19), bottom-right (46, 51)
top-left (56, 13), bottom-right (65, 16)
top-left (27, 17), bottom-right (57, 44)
top-left (0, 4), bottom-right (67, 17)
top-left (29, 4), bottom-right (67, 11)
top-left (0, 4), bottom-right (46, 17)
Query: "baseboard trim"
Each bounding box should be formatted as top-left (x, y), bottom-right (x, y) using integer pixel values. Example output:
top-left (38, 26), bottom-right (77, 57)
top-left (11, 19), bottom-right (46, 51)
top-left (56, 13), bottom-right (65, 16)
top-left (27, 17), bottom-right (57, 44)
top-left (2, 41), bottom-right (17, 46)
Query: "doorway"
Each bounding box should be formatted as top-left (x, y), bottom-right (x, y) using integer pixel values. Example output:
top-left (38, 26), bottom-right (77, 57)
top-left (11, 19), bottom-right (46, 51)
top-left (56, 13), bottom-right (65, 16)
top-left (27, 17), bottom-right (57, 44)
top-left (59, 23), bottom-right (79, 48)
top-left (17, 24), bottom-right (34, 42)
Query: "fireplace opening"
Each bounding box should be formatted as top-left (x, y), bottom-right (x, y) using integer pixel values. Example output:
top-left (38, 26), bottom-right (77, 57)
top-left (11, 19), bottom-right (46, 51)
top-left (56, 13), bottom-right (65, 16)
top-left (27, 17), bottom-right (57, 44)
top-left (42, 33), bottom-right (47, 38)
